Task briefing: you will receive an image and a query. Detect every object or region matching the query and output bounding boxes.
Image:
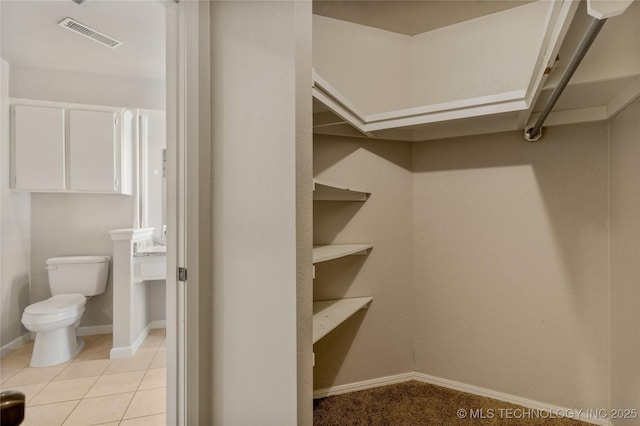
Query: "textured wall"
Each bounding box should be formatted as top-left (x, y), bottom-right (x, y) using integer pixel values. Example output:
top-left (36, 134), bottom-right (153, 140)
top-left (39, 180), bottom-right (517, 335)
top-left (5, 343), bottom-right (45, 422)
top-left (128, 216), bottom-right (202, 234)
top-left (412, 123), bottom-right (610, 409)
top-left (209, 1), bottom-right (309, 423)
top-left (313, 134), bottom-right (414, 390)
top-left (1, 59), bottom-right (31, 349)
top-left (610, 97), bottom-right (640, 425)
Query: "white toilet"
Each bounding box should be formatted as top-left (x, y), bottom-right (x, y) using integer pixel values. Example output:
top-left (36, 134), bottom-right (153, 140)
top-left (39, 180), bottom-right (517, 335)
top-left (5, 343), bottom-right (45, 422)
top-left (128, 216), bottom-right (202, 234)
top-left (21, 255), bottom-right (111, 367)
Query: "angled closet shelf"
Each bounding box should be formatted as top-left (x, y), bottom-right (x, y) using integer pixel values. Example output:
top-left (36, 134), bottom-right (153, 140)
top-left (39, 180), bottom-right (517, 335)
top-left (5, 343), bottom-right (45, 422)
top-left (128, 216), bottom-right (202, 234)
top-left (312, 243), bottom-right (373, 264)
top-left (313, 297), bottom-right (373, 343)
top-left (312, 178), bottom-right (373, 344)
top-left (313, 178), bottom-right (370, 201)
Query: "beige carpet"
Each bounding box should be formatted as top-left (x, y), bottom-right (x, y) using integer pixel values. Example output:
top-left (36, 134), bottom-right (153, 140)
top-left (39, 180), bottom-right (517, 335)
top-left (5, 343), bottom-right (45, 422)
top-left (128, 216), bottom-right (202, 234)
top-left (313, 381), bottom-right (587, 425)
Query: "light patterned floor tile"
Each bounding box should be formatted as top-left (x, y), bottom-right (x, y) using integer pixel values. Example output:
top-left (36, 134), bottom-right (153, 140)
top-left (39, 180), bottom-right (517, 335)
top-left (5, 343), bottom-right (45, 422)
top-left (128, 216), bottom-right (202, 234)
top-left (139, 368), bottom-right (166, 391)
top-left (83, 334), bottom-right (113, 351)
top-left (0, 331), bottom-right (166, 426)
top-left (62, 392), bottom-right (134, 426)
top-left (120, 413), bottom-right (166, 426)
top-left (85, 370), bottom-right (145, 398)
top-left (103, 352), bottom-right (154, 375)
top-left (2, 364), bottom-right (67, 387)
top-left (29, 377), bottom-right (98, 406)
top-left (123, 388), bottom-right (166, 419)
top-left (54, 359), bottom-right (110, 381)
top-left (22, 400), bottom-right (79, 426)
top-left (74, 346), bottom-right (111, 362)
top-left (0, 368), bottom-right (20, 384)
top-left (0, 352), bottom-right (32, 369)
top-left (149, 351), bottom-right (165, 369)
top-left (0, 382), bottom-right (46, 403)
top-left (138, 334), bottom-right (164, 351)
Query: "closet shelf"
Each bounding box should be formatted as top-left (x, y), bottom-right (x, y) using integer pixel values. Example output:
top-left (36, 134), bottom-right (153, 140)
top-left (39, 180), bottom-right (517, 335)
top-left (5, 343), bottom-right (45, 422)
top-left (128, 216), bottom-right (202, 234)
top-left (313, 179), bottom-right (370, 201)
top-left (313, 244), bottom-right (373, 264)
top-left (313, 297), bottom-right (373, 343)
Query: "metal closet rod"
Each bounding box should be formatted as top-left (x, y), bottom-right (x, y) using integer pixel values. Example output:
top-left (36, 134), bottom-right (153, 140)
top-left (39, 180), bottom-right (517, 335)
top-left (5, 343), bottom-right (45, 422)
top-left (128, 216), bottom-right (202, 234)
top-left (525, 16), bottom-right (607, 142)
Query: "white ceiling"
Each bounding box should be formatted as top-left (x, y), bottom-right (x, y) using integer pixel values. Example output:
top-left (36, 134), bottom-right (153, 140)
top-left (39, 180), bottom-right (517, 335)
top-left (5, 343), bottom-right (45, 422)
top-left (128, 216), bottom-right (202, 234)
top-left (313, 0), bottom-right (535, 36)
top-left (1, 0), bottom-right (165, 80)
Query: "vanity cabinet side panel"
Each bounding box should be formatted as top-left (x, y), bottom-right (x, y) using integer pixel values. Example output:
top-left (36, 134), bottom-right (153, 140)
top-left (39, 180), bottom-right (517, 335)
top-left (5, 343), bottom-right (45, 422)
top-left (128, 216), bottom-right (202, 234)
top-left (12, 105), bottom-right (65, 190)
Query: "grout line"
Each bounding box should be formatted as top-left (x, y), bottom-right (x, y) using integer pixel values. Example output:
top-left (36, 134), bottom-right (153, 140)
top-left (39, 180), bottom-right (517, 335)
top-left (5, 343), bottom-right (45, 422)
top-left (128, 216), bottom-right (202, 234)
top-left (59, 398), bottom-right (82, 426)
top-left (5, 332), bottom-right (166, 425)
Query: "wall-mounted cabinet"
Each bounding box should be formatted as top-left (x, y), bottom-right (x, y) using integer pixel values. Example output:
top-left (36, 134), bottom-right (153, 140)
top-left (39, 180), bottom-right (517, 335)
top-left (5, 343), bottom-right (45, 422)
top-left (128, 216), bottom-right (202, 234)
top-left (11, 103), bottom-right (133, 194)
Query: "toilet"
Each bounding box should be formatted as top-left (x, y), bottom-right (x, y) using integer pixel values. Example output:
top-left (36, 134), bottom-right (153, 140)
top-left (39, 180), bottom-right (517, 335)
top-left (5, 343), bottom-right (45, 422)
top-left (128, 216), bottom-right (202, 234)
top-left (21, 255), bottom-right (111, 367)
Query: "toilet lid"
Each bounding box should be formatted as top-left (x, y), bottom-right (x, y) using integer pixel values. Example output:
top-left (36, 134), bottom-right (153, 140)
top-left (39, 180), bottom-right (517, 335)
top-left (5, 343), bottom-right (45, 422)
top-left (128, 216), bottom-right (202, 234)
top-left (25, 294), bottom-right (86, 316)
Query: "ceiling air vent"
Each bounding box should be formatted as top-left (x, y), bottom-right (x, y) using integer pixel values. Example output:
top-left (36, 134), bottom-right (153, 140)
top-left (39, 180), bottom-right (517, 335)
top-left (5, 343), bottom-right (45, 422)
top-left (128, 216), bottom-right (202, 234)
top-left (58, 17), bottom-right (123, 49)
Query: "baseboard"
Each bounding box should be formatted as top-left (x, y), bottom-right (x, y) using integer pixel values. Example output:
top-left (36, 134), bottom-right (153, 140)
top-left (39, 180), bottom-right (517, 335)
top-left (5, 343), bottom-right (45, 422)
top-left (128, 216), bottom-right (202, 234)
top-left (314, 372), bottom-right (612, 426)
top-left (413, 373), bottom-right (612, 426)
top-left (0, 332), bottom-right (31, 357)
top-left (149, 320), bottom-right (166, 329)
top-left (77, 324), bottom-right (113, 336)
top-left (109, 320), bottom-right (165, 359)
top-left (313, 372), bottom-right (415, 399)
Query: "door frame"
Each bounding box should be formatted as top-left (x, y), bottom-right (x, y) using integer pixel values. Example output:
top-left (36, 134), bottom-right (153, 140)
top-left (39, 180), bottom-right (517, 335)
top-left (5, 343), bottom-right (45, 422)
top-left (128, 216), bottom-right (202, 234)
top-left (166, 1), bottom-right (210, 424)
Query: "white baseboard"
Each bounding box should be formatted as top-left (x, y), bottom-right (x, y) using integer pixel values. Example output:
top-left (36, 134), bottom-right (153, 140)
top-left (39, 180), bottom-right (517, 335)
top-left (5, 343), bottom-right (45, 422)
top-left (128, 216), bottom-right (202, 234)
top-left (314, 372), bottom-right (612, 426)
top-left (149, 320), bottom-right (166, 329)
top-left (77, 324), bottom-right (113, 336)
top-left (0, 332), bottom-right (31, 357)
top-left (109, 320), bottom-right (166, 359)
top-left (412, 373), bottom-right (612, 426)
top-left (313, 372), bottom-right (414, 399)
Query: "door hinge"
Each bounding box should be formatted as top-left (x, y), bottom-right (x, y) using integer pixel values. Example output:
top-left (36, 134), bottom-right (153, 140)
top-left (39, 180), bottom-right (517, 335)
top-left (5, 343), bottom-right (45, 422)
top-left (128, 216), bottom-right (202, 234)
top-left (178, 267), bottom-right (188, 282)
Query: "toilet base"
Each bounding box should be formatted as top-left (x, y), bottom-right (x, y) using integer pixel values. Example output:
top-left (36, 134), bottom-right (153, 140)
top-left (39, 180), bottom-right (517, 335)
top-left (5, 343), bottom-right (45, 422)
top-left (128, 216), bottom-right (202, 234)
top-left (30, 327), bottom-right (84, 367)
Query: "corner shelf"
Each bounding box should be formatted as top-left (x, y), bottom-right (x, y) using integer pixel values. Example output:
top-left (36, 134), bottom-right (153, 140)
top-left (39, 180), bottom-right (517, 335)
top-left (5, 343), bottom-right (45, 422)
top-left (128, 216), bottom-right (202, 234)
top-left (313, 297), bottom-right (373, 343)
top-left (313, 244), bottom-right (373, 264)
top-left (313, 179), bottom-right (370, 201)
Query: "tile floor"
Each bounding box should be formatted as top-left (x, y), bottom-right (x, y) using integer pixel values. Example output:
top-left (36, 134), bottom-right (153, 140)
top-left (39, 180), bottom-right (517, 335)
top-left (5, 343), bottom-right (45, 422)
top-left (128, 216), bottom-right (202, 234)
top-left (0, 329), bottom-right (166, 426)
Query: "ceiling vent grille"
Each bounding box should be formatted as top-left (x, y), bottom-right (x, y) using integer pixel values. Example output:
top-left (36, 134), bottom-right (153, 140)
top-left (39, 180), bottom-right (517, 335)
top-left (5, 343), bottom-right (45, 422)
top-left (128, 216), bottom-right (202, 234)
top-left (58, 17), bottom-right (123, 49)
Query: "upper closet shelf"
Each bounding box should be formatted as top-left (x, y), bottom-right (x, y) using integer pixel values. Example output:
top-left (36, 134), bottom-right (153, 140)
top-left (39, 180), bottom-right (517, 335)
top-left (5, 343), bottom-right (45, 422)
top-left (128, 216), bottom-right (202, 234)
top-left (313, 179), bottom-right (370, 201)
top-left (313, 297), bottom-right (373, 343)
top-left (313, 244), bottom-right (373, 264)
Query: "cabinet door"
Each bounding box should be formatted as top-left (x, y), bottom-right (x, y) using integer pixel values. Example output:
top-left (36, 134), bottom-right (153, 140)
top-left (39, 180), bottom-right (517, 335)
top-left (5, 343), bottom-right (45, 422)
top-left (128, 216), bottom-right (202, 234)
top-left (12, 105), bottom-right (65, 190)
top-left (68, 109), bottom-right (119, 192)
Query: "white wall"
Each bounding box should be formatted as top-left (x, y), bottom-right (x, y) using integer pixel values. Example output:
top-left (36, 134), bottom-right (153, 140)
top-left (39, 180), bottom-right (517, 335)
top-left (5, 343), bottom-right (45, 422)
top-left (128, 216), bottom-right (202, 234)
top-left (9, 65), bottom-right (164, 110)
top-left (0, 59), bottom-right (31, 349)
top-left (610, 97), bottom-right (640, 425)
top-left (312, 15), bottom-right (412, 115)
top-left (209, 1), bottom-right (311, 424)
top-left (9, 65), bottom-right (165, 328)
top-left (312, 1), bottom-right (548, 114)
top-left (409, 0), bottom-right (548, 107)
top-left (412, 122), bottom-right (610, 409)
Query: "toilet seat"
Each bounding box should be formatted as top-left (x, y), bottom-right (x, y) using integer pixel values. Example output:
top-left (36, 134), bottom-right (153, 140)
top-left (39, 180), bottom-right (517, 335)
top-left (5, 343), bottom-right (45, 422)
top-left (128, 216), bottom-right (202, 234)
top-left (22, 294), bottom-right (86, 326)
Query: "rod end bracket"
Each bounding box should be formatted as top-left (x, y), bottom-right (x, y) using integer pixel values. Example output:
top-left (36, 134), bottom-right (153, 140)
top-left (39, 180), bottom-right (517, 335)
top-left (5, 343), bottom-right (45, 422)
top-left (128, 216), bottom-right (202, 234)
top-left (525, 127), bottom-right (542, 142)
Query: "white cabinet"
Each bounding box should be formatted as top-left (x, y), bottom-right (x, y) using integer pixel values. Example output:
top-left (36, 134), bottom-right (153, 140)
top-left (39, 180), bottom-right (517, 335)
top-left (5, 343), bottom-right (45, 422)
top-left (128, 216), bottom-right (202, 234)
top-left (11, 105), bottom-right (66, 191)
top-left (11, 103), bottom-right (133, 194)
top-left (69, 109), bottom-right (121, 193)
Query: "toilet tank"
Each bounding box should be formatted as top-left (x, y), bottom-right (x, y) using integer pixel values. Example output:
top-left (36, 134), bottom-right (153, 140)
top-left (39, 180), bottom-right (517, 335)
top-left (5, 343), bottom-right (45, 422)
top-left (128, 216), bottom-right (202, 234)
top-left (46, 256), bottom-right (111, 296)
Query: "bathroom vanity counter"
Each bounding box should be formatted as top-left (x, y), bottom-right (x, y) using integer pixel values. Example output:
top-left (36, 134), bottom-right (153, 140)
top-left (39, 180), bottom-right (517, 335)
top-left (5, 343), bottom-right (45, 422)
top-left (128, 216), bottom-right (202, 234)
top-left (134, 245), bottom-right (166, 256)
